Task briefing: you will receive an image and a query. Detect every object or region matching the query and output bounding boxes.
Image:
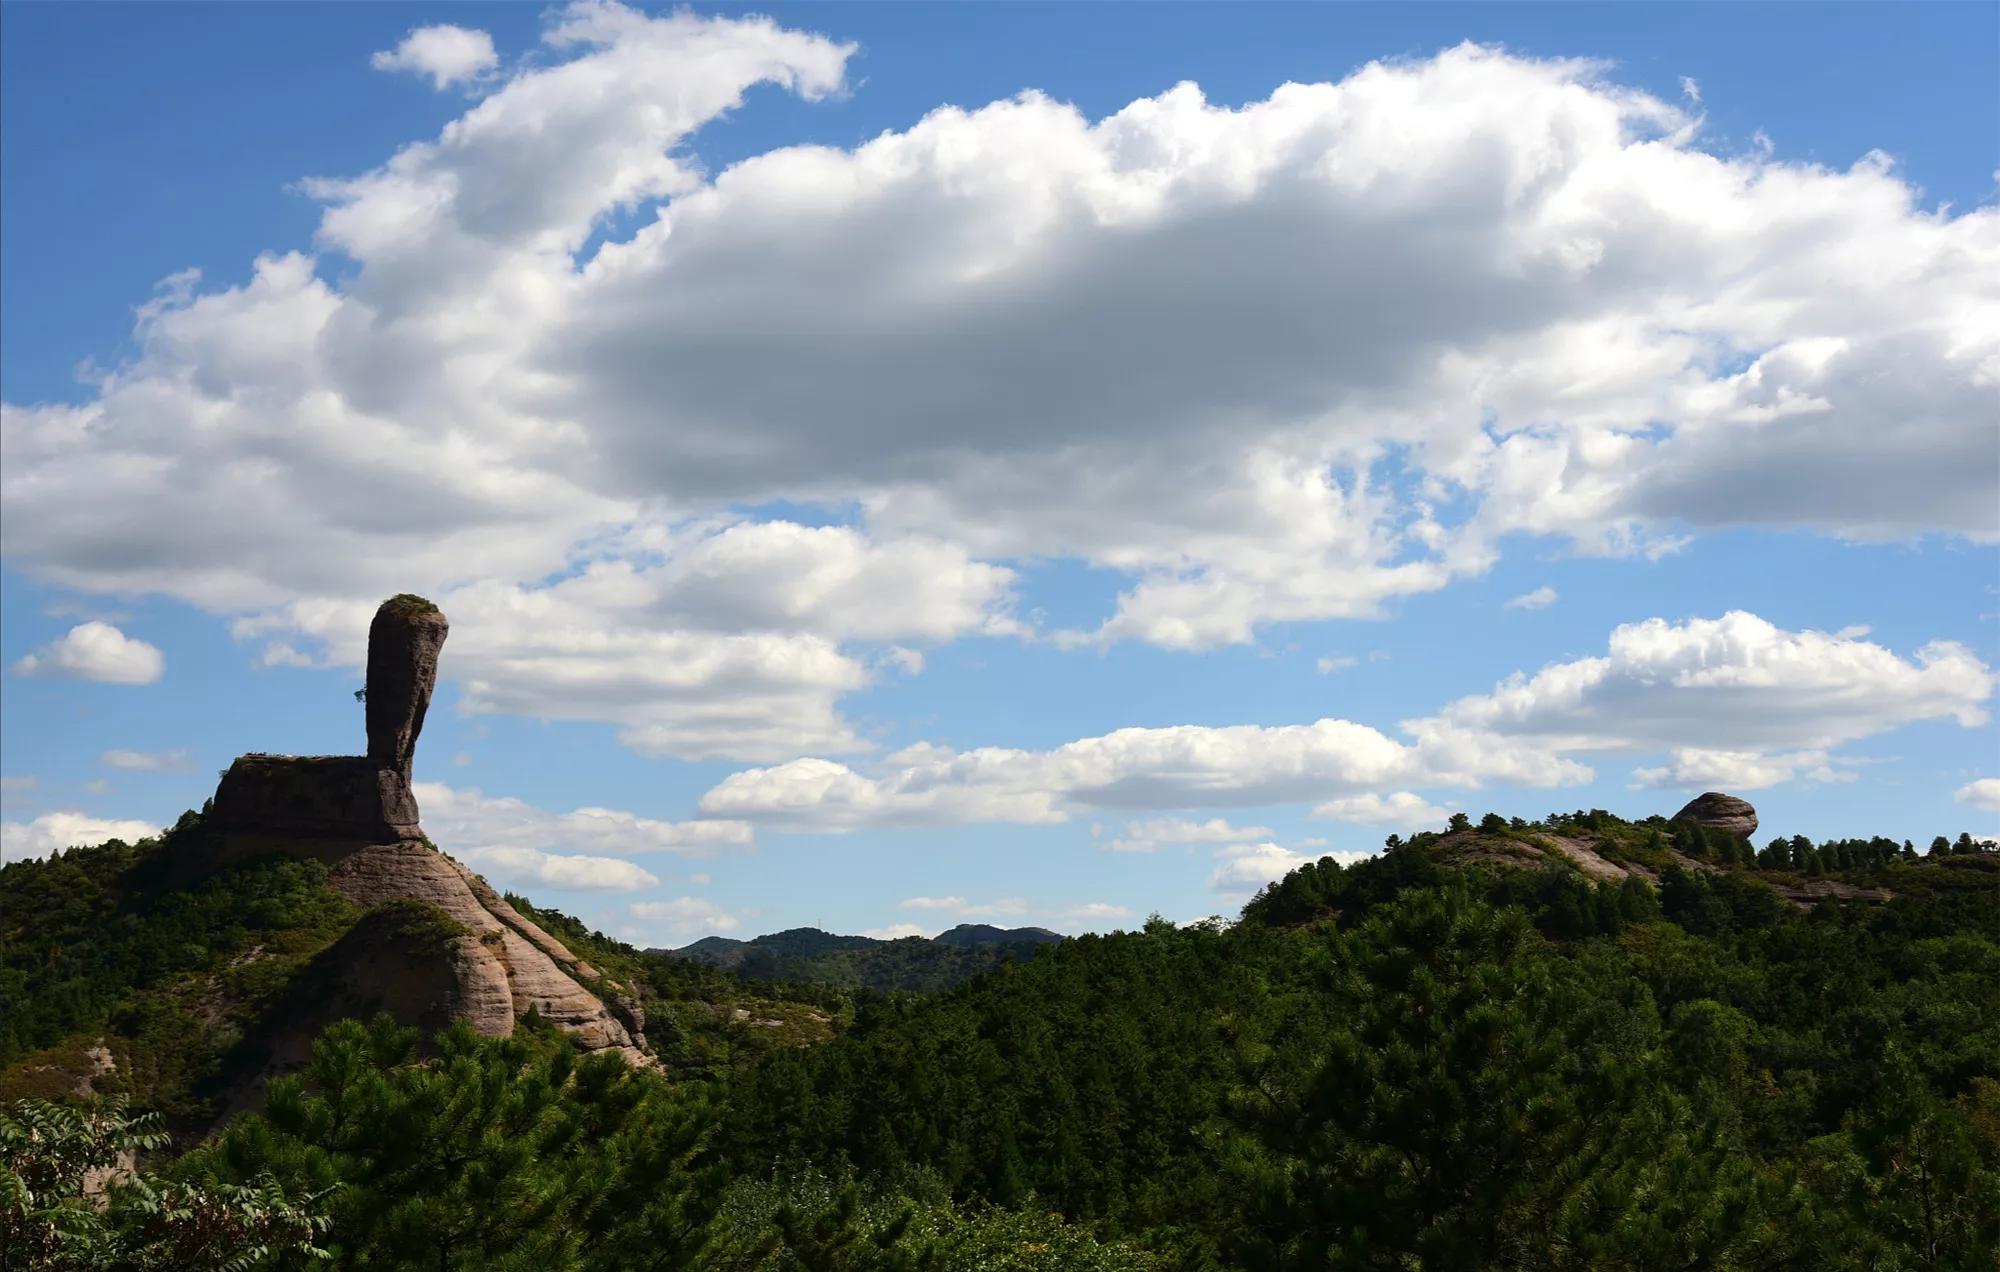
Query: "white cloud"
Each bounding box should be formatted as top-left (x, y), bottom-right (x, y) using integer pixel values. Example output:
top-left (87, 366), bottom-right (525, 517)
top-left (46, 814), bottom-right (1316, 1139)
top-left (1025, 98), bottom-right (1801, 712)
top-left (1108, 816), bottom-right (1273, 852)
top-left (1, 812), bottom-right (161, 864)
top-left (371, 25), bottom-right (499, 90)
top-left (1208, 842), bottom-right (1312, 893)
top-left (0, 775), bottom-right (38, 794)
top-left (458, 844), bottom-right (658, 891)
top-left (1313, 790), bottom-right (1452, 828)
top-left (1631, 748), bottom-right (1857, 791)
top-left (1505, 585), bottom-right (1558, 611)
top-left (1056, 902), bottom-right (1133, 922)
top-left (698, 715), bottom-right (1530, 830)
top-left (632, 895), bottom-right (743, 943)
top-left (702, 611), bottom-right (1990, 829)
top-left (231, 524), bottom-right (1014, 761)
top-left (13, 623), bottom-right (164, 685)
top-left (1956, 778), bottom-right (2000, 813)
top-left (1316, 655), bottom-right (1360, 673)
top-left (414, 781), bottom-right (751, 856)
top-left (1, 10), bottom-right (1992, 771)
top-left (100, 748), bottom-right (193, 772)
top-left (1431, 611), bottom-right (1992, 755)
top-left (898, 895), bottom-right (967, 911)
top-left (860, 922), bottom-right (930, 940)
top-left (960, 898), bottom-right (1031, 918)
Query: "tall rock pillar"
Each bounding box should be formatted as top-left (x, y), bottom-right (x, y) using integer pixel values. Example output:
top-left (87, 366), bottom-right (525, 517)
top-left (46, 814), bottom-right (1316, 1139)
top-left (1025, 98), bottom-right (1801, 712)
top-left (365, 594), bottom-right (449, 782)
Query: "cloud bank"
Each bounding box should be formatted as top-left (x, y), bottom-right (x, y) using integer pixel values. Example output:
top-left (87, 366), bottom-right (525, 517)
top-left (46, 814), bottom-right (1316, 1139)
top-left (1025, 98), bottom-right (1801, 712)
top-left (3, 4), bottom-right (1994, 764)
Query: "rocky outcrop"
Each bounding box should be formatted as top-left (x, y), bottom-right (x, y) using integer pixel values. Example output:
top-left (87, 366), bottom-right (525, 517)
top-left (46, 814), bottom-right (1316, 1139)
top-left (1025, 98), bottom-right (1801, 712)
top-left (196, 594), bottom-right (651, 1089)
top-left (210, 754), bottom-right (422, 844)
top-left (1672, 792), bottom-right (1759, 841)
top-left (366, 595), bottom-right (449, 781)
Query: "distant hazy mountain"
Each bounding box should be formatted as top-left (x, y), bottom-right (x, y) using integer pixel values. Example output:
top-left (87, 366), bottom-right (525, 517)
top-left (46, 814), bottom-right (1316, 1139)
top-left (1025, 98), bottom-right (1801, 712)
top-left (660, 923), bottom-right (1062, 991)
top-left (931, 923), bottom-right (1063, 948)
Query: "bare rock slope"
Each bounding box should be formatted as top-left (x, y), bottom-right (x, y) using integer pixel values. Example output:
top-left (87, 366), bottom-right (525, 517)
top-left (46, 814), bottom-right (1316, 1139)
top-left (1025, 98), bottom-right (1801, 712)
top-left (203, 595), bottom-right (649, 1073)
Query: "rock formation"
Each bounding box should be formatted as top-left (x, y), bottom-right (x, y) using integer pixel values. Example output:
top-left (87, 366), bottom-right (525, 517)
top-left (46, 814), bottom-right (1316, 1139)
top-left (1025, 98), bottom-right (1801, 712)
top-left (1672, 791), bottom-right (1759, 841)
top-left (366, 594), bottom-right (449, 781)
top-left (200, 595), bottom-right (650, 1080)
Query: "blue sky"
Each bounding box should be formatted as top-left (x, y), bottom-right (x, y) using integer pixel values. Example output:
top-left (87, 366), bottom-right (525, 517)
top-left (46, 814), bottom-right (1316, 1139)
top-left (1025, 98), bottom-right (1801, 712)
top-left (3, 2), bottom-right (1996, 946)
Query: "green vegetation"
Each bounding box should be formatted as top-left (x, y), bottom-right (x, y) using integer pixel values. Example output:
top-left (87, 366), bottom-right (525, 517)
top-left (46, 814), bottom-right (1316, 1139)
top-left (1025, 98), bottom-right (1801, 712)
top-left (0, 814), bottom-right (357, 1116)
top-left (1, 1095), bottom-right (329, 1270)
top-left (722, 813), bottom-right (2000, 1267)
top-left (4, 807), bottom-right (1995, 1268)
top-left (376, 592), bottom-right (440, 618)
top-left (669, 925), bottom-right (1060, 993)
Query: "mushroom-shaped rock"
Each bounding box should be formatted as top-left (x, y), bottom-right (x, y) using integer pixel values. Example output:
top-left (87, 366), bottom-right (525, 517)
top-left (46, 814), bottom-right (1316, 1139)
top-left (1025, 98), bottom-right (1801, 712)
top-left (366, 594), bottom-right (448, 780)
top-left (1672, 791), bottom-right (1758, 841)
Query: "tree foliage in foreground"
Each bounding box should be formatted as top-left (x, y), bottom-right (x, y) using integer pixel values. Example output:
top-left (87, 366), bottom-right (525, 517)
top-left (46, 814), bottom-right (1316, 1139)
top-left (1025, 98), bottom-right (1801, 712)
top-left (168, 1015), bottom-right (1153, 1270)
top-left (1, 1095), bottom-right (329, 1271)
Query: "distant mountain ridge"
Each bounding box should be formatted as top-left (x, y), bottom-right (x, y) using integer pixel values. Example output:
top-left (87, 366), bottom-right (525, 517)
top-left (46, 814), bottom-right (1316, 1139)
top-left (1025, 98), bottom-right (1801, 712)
top-left (661, 923), bottom-right (1063, 991)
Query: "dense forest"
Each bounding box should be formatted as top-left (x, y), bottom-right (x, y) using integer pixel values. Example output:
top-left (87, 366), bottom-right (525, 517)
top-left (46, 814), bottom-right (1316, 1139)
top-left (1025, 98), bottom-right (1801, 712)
top-left (666, 924), bottom-right (1061, 993)
top-left (4, 808), bottom-right (1996, 1268)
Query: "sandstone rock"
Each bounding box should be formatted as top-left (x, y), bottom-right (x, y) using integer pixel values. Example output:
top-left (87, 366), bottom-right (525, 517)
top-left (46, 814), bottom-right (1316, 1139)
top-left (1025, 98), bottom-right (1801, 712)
top-left (365, 594), bottom-right (448, 781)
top-left (210, 754), bottom-right (421, 843)
top-left (217, 905), bottom-right (516, 1124)
top-left (316, 841), bottom-right (650, 1063)
top-left (196, 592), bottom-right (654, 1107)
top-left (1672, 791), bottom-right (1759, 841)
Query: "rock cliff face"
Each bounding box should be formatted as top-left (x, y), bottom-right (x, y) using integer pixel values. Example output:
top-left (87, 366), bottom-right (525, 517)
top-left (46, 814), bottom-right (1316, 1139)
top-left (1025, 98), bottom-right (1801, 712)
top-left (1672, 791), bottom-right (1759, 841)
top-left (200, 595), bottom-right (650, 1076)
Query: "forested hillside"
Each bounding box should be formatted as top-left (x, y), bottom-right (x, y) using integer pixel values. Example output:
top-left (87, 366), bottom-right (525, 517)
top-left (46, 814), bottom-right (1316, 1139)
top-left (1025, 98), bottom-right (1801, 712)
top-left (5, 807), bottom-right (1997, 1269)
top-left (664, 923), bottom-right (1061, 992)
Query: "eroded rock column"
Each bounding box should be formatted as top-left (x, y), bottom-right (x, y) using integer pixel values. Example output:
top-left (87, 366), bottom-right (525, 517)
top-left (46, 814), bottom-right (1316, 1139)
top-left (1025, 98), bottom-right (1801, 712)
top-left (365, 594), bottom-right (449, 781)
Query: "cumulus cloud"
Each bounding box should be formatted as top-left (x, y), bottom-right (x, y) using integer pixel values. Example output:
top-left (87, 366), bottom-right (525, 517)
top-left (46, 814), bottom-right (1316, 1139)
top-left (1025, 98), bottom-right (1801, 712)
top-left (457, 844), bottom-right (658, 892)
top-left (960, 898), bottom-right (1031, 918)
top-left (3, 9), bottom-right (1994, 771)
top-left (702, 611), bottom-right (1992, 830)
top-left (1430, 610), bottom-right (1992, 758)
top-left (899, 895), bottom-right (967, 911)
top-left (1506, 585), bottom-right (1559, 611)
top-left (1, 812), bottom-right (161, 863)
top-left (894, 896), bottom-right (1121, 927)
top-left (371, 25), bottom-right (500, 90)
top-left (233, 523), bottom-right (1017, 760)
top-left (697, 716), bottom-right (1507, 830)
top-left (1208, 842), bottom-right (1313, 893)
top-left (1956, 778), bottom-right (2000, 813)
top-left (1312, 790), bottom-right (1453, 828)
top-left (861, 922), bottom-right (930, 940)
top-left (1631, 748), bottom-right (1856, 791)
top-left (632, 896), bottom-right (743, 942)
top-left (12, 623), bottom-right (164, 685)
top-left (1108, 816), bottom-right (1273, 852)
top-left (1056, 902), bottom-right (1133, 922)
top-left (415, 781), bottom-right (751, 857)
top-left (100, 748), bottom-right (193, 772)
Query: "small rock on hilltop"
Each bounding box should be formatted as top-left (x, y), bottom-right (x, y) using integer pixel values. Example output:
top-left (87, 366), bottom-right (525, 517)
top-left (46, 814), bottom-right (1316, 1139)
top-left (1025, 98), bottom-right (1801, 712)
top-left (1672, 791), bottom-right (1758, 841)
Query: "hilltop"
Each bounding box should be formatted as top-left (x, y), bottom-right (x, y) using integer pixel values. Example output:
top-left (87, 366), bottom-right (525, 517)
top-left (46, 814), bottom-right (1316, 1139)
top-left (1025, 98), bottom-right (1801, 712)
top-left (665, 922), bottom-right (1062, 991)
top-left (6, 615), bottom-right (1997, 1272)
